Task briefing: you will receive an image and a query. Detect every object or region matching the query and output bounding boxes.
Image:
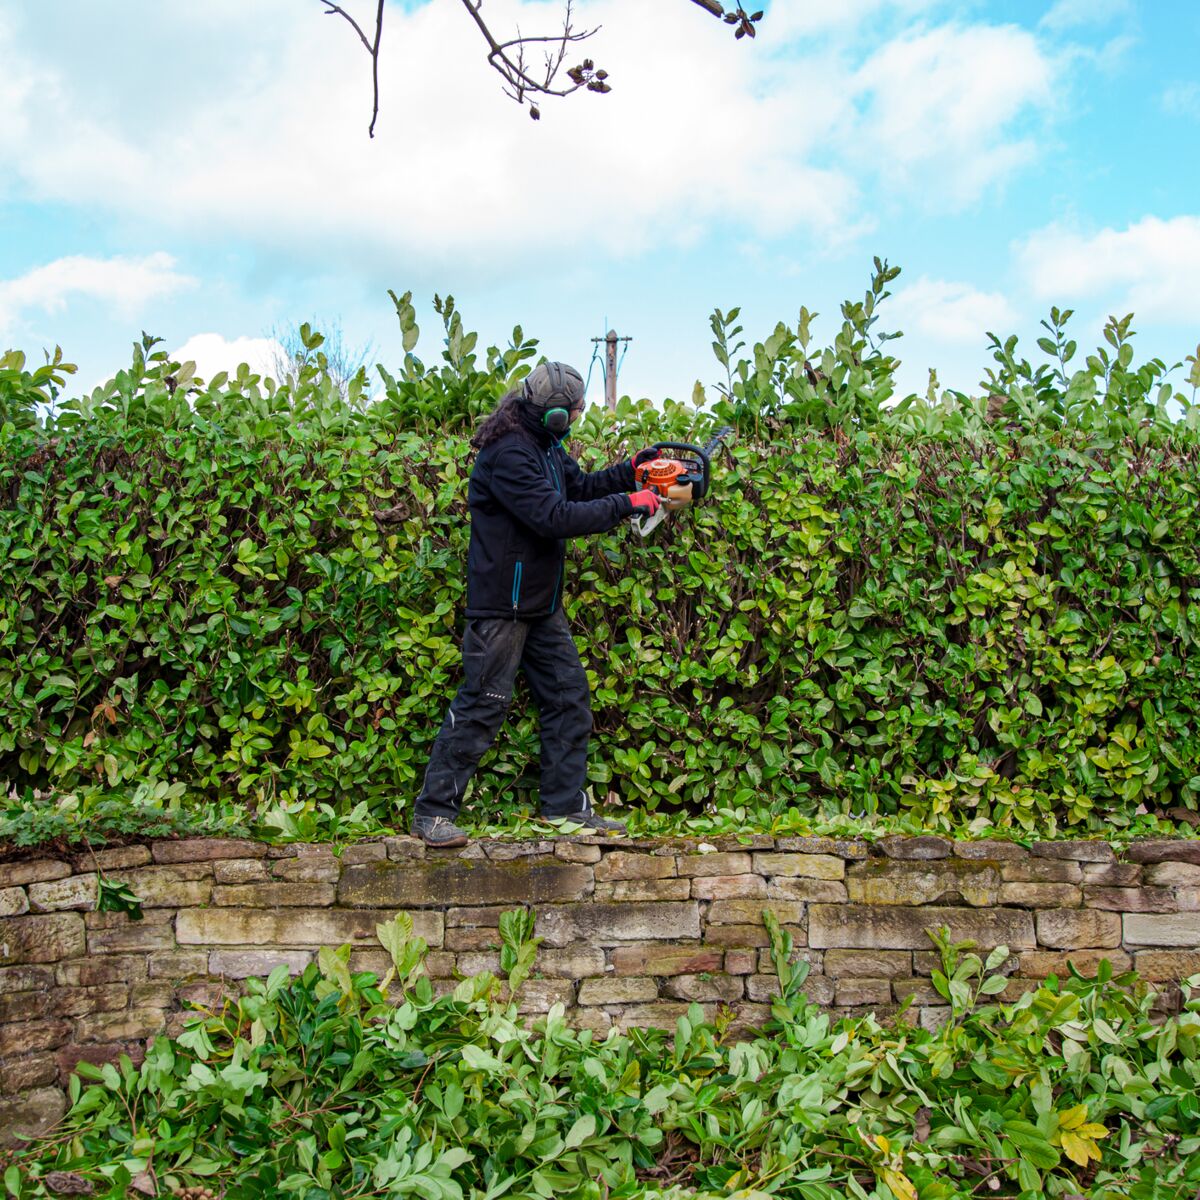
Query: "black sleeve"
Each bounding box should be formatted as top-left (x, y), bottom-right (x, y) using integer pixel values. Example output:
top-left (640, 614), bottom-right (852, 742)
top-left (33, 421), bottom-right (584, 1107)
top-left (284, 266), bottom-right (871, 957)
top-left (562, 452), bottom-right (636, 501)
top-left (489, 443), bottom-right (633, 538)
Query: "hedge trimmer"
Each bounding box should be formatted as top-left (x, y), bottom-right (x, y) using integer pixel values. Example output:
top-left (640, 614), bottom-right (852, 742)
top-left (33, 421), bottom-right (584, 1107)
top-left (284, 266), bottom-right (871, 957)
top-left (631, 425), bottom-right (733, 537)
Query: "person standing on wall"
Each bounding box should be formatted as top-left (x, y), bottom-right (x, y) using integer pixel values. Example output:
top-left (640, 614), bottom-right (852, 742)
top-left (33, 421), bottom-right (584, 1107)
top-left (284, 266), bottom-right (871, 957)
top-left (410, 361), bottom-right (663, 848)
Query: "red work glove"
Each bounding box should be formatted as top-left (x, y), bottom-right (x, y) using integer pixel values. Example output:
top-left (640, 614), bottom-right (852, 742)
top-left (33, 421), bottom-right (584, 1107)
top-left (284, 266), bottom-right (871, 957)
top-left (628, 488), bottom-right (661, 518)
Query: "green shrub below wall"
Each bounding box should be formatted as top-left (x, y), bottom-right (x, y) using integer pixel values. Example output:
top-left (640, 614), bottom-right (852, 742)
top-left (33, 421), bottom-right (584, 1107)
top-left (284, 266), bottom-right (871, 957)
top-left (2, 270), bottom-right (1200, 844)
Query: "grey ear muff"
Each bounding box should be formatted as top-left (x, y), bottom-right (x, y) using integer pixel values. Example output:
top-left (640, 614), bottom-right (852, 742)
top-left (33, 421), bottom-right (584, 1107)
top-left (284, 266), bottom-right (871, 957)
top-left (543, 407), bottom-right (570, 435)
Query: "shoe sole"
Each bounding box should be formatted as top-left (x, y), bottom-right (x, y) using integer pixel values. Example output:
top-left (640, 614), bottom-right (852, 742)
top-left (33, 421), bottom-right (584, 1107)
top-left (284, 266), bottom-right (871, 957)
top-left (416, 834), bottom-right (469, 848)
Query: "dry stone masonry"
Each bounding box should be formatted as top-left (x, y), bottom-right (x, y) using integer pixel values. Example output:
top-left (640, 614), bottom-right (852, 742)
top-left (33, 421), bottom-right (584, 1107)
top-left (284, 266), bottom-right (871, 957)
top-left (3, 834), bottom-right (1200, 1145)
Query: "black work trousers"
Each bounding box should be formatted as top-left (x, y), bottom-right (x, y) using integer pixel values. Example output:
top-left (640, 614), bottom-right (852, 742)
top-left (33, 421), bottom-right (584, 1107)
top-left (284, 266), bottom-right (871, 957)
top-left (413, 609), bottom-right (592, 821)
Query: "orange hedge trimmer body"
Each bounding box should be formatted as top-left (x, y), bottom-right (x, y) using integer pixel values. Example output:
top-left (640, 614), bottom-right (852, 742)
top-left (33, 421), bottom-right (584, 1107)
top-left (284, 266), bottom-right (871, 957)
top-left (631, 425), bottom-right (732, 536)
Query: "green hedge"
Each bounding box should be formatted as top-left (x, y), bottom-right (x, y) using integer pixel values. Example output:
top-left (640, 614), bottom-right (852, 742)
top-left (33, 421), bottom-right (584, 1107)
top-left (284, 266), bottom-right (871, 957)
top-left (3, 272), bottom-right (1200, 841)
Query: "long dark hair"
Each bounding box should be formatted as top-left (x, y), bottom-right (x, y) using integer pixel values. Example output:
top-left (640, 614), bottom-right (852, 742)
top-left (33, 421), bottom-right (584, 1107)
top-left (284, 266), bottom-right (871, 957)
top-left (471, 387), bottom-right (523, 449)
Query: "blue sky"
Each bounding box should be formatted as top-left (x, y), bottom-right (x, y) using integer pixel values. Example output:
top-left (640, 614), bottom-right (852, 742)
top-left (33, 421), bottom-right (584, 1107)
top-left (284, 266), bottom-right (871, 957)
top-left (2, 0), bottom-right (1199, 406)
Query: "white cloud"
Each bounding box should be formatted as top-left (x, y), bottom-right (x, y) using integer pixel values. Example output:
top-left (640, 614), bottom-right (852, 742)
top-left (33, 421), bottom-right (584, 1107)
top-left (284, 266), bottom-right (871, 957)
top-left (1040, 0), bottom-right (1130, 32)
top-left (172, 333), bottom-right (284, 383)
top-left (1163, 81), bottom-right (1200, 120)
top-left (0, 253), bottom-right (195, 337)
top-left (852, 23), bottom-right (1055, 207)
top-left (0, 1), bottom-right (1060, 280)
top-left (1018, 216), bottom-right (1200, 323)
top-left (892, 277), bottom-right (1018, 344)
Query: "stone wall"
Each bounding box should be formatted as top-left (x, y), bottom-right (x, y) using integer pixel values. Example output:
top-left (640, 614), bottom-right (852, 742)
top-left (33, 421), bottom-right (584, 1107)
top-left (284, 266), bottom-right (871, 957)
top-left (4, 833), bottom-right (1200, 1144)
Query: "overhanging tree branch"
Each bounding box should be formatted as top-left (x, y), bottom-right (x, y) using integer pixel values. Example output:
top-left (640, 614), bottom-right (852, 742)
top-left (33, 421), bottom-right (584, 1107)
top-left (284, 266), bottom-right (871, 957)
top-left (319, 0), bottom-right (764, 133)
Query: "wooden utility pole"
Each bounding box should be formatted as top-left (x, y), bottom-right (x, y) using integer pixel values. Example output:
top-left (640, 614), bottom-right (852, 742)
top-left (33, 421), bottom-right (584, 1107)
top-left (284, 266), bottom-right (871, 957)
top-left (591, 328), bottom-right (631, 411)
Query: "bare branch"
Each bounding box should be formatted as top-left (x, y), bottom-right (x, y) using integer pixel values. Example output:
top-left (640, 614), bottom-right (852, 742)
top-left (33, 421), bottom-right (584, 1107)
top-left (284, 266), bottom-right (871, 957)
top-left (320, 0), bottom-right (385, 137)
top-left (321, 0), bottom-right (764, 132)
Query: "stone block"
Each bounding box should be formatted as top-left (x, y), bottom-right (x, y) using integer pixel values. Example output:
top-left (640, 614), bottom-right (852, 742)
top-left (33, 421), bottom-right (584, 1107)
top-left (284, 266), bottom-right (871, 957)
top-left (702, 924), bottom-right (772, 948)
top-left (691, 875), bottom-right (767, 901)
top-left (383, 836), bottom-right (426, 860)
top-left (0, 1052), bottom-right (57, 1093)
top-left (809, 904), bottom-right (1035, 950)
top-left (1001, 859), bottom-right (1082, 883)
top-left (484, 840), bottom-right (555, 861)
top-left (340, 843), bottom-right (388, 864)
top-left (893, 978), bottom-right (944, 1006)
top-left (724, 950), bottom-right (757, 975)
top-left (919, 1007), bottom-right (952, 1032)
top-left (212, 882), bottom-right (336, 907)
top-left (823, 949), bottom-right (912, 979)
top-left (213, 859), bottom-right (270, 884)
top-left (87, 915), bottom-right (175, 954)
top-left (753, 853), bottom-right (844, 880)
top-left (756, 947), bottom-right (821, 974)
top-left (879, 836), bottom-right (952, 860)
top-left (453, 950), bottom-right (500, 976)
top-left (594, 878), bottom-right (691, 902)
top-left (997, 883), bottom-right (1082, 908)
top-left (1035, 909), bottom-right (1121, 949)
top-left (953, 841), bottom-right (1028, 862)
top-left (28, 873), bottom-right (97, 912)
top-left (846, 860), bottom-right (999, 906)
top-left (0, 964), bottom-right (54, 994)
top-left (1084, 887), bottom-right (1175, 913)
top-left (747, 972), bottom-right (834, 1005)
top-left (1126, 840), bottom-right (1200, 866)
top-left (536, 903), bottom-right (700, 948)
top-left (707, 899), bottom-right (803, 926)
top-left (130, 982), bottom-right (175, 1009)
top-left (58, 955), bottom-right (147, 986)
top-left (1083, 863), bottom-right (1142, 886)
top-left (0, 1087), bottom-right (66, 1148)
top-left (1124, 913), bottom-right (1200, 946)
top-left (594, 852), bottom-right (675, 882)
top-left (74, 1009), bottom-right (167, 1044)
top-left (0, 859), bottom-right (71, 887)
top-left (1015, 950), bottom-right (1132, 978)
top-left (1134, 950), bottom-right (1200, 980)
top-left (554, 841), bottom-right (602, 864)
top-left (531, 946), bottom-right (608, 979)
top-left (85, 846), bottom-right (153, 870)
top-left (339, 858), bottom-right (591, 908)
top-left (108, 864), bottom-right (213, 908)
top-left (152, 838), bottom-right (267, 863)
top-left (56, 1040), bottom-right (145, 1083)
top-left (445, 927), bottom-right (500, 951)
top-left (835, 979), bottom-right (892, 1008)
top-left (775, 837), bottom-right (868, 858)
top-left (209, 949), bottom-right (314, 978)
top-left (177, 907), bottom-right (444, 949)
top-left (0, 1019), bottom-right (71, 1056)
top-left (577, 977), bottom-right (659, 1005)
top-left (1146, 862), bottom-right (1200, 886)
top-left (1, 912), bottom-right (85, 964)
top-left (506, 979), bottom-right (575, 1014)
top-left (0, 990), bottom-right (49, 1022)
top-left (662, 974), bottom-right (744, 1003)
top-left (570, 1007), bottom-right (613, 1034)
top-left (0, 887), bottom-right (29, 917)
top-left (614, 1002), bottom-right (714, 1031)
top-left (148, 951), bottom-right (210, 979)
top-left (1031, 841), bottom-right (1113, 862)
top-left (49, 984), bottom-right (129, 1018)
top-left (766, 879), bottom-right (849, 903)
top-left (677, 852), bottom-right (752, 877)
top-left (609, 944), bottom-right (722, 976)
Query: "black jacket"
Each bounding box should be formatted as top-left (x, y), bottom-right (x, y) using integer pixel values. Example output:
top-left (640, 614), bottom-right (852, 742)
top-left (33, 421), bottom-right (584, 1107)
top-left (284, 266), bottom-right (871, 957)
top-left (465, 420), bottom-right (634, 618)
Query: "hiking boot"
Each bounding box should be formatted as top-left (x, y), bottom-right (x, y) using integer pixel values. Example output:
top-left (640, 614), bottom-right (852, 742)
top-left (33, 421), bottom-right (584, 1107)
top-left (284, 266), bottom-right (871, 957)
top-left (411, 814), bottom-right (469, 848)
top-left (548, 797), bottom-right (627, 836)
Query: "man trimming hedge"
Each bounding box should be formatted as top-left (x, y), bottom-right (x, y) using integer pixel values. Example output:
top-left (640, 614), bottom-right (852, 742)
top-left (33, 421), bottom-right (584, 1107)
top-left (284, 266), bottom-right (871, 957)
top-left (410, 361), bottom-right (662, 847)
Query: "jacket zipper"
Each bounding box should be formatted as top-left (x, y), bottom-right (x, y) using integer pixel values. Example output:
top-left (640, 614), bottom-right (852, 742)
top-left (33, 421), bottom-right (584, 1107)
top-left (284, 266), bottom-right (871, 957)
top-left (511, 560), bottom-right (523, 616)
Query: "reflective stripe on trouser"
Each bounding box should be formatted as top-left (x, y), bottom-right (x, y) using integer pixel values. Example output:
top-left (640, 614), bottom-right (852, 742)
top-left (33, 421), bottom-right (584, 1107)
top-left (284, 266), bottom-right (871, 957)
top-left (412, 608), bottom-right (593, 821)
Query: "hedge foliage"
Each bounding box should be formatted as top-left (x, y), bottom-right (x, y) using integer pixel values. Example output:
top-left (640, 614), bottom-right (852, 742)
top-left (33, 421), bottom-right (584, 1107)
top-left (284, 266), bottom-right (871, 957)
top-left (3, 267), bottom-right (1200, 842)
